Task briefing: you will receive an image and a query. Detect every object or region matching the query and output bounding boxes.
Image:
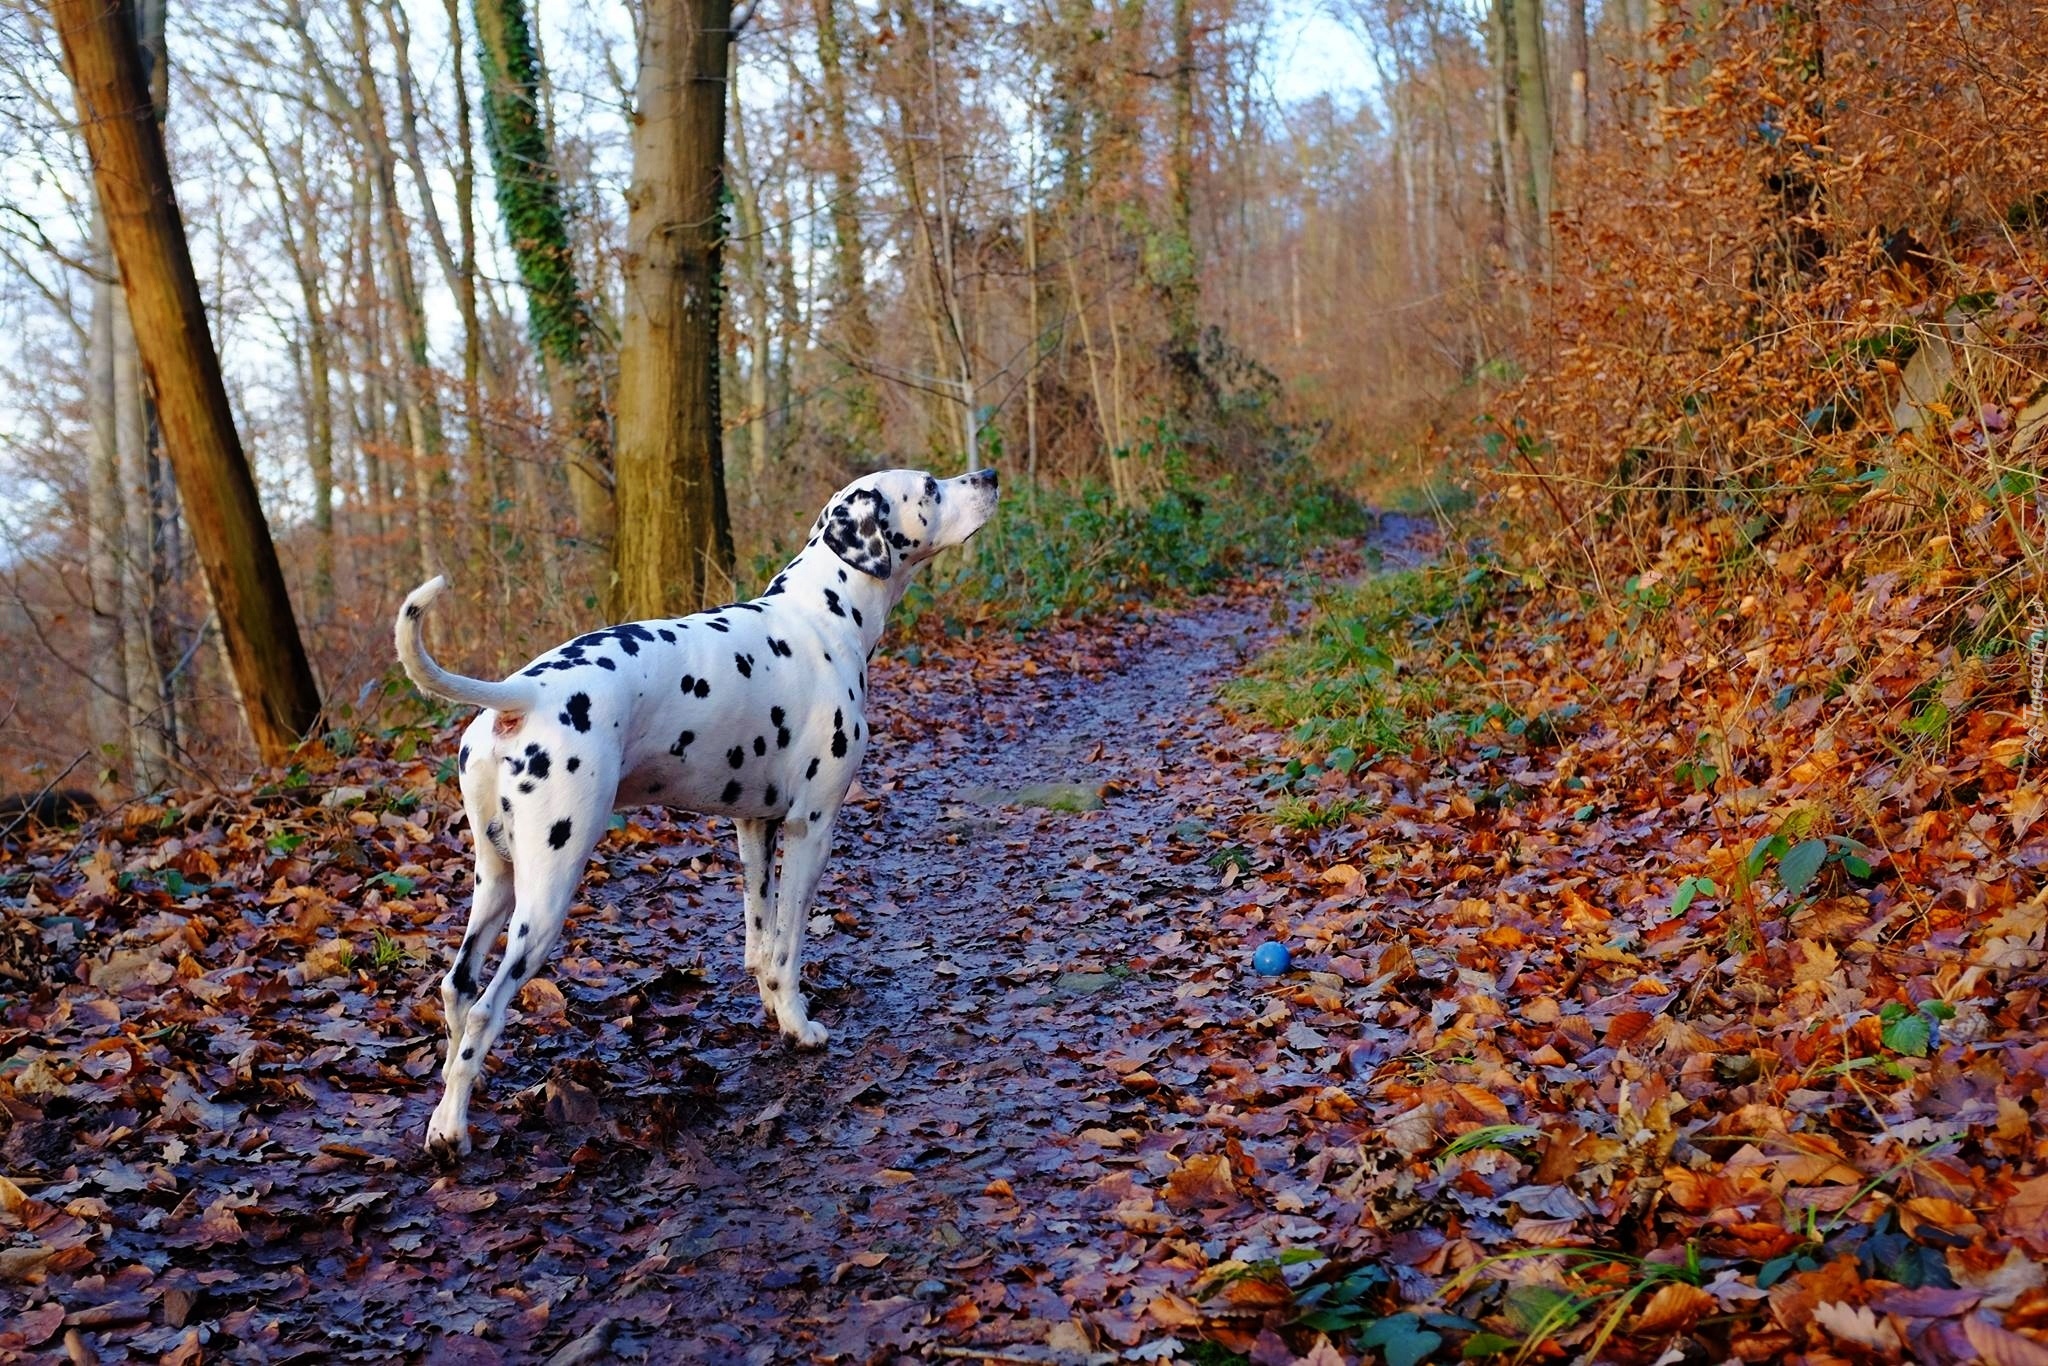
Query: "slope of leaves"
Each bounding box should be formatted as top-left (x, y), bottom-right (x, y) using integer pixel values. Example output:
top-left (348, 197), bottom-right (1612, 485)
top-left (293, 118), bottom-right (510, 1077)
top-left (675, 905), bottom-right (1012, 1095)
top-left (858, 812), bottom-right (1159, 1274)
top-left (1222, 523), bottom-right (2048, 1360)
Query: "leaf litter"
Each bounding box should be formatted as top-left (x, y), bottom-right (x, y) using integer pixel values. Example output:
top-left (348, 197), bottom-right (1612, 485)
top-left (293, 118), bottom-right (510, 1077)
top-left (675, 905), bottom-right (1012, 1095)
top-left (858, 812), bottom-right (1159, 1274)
top-left (1, 512), bottom-right (2045, 1363)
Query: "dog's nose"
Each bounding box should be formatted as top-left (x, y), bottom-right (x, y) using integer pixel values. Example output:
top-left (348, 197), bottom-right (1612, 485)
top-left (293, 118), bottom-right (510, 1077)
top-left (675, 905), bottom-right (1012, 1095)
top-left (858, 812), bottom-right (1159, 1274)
top-left (970, 467), bottom-right (999, 487)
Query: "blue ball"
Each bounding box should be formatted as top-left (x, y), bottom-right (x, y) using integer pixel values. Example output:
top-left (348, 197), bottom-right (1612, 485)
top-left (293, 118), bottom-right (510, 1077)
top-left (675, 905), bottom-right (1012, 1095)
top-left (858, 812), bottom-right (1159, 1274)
top-left (1251, 941), bottom-right (1292, 976)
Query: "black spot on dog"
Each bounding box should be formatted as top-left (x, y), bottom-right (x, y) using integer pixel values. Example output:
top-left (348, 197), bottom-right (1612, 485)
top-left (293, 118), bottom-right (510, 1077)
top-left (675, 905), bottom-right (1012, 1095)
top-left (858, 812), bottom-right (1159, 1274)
top-left (822, 651), bottom-right (833, 662)
top-left (406, 601), bottom-right (422, 619)
top-left (708, 618), bottom-right (730, 633)
top-left (765, 783), bottom-right (779, 806)
top-left (462, 1046), bottom-right (474, 1059)
top-left (524, 745), bottom-right (551, 780)
top-left (823, 588), bottom-right (846, 617)
top-left (753, 735), bottom-right (767, 756)
top-left (518, 924), bottom-right (529, 937)
top-left (452, 962), bottom-right (476, 997)
top-left (694, 677), bottom-right (711, 698)
top-left (561, 693), bottom-right (593, 732)
top-left (772, 707), bottom-right (791, 747)
top-left (519, 781), bottom-right (534, 794)
top-left (851, 605), bottom-right (864, 627)
top-left (806, 756), bottom-right (820, 779)
top-left (768, 636), bottom-right (792, 658)
top-left (567, 756), bottom-right (581, 772)
top-left (765, 574), bottom-right (788, 596)
top-left (735, 653), bottom-right (753, 678)
top-left (833, 730), bottom-right (848, 758)
top-left (753, 916), bottom-right (763, 929)
top-left (500, 797), bottom-right (512, 813)
top-left (679, 673), bottom-right (696, 694)
top-left (734, 602), bottom-right (764, 612)
top-left (508, 955), bottom-right (527, 980)
top-left (838, 568), bottom-right (848, 582)
top-left (459, 745), bottom-right (470, 771)
top-left (834, 708), bottom-right (843, 729)
top-left (727, 746), bottom-right (746, 769)
top-left (670, 730), bottom-right (695, 758)
top-left (809, 810), bottom-right (821, 822)
top-left (722, 779), bottom-right (743, 803)
top-left (596, 657), bottom-right (616, 671)
top-left (658, 628), bottom-right (675, 643)
top-left (548, 817), bottom-right (574, 849)
top-left (854, 722), bottom-right (862, 740)
top-left (508, 757), bottom-right (526, 776)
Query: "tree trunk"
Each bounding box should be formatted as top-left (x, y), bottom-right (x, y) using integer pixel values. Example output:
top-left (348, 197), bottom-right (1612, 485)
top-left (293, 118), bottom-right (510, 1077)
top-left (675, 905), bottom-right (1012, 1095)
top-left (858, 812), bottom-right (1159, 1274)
top-left (55, 0), bottom-right (322, 763)
top-left (1486, 0), bottom-right (1526, 271)
top-left (473, 0), bottom-right (613, 545)
top-left (442, 0), bottom-right (491, 579)
top-left (1159, 0), bottom-right (1201, 408)
top-left (1565, 0), bottom-right (1589, 152)
top-left (728, 75), bottom-right (773, 500)
top-left (811, 0), bottom-right (879, 440)
top-left (611, 0), bottom-right (736, 620)
top-left (86, 215), bottom-right (132, 787)
top-left (1512, 0), bottom-right (1554, 264)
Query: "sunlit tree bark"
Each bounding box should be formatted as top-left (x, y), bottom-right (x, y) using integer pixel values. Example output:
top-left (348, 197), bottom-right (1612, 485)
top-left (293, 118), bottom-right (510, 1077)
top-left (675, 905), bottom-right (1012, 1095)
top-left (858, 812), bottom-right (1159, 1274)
top-left (55, 0), bottom-right (322, 763)
top-left (611, 0), bottom-right (736, 618)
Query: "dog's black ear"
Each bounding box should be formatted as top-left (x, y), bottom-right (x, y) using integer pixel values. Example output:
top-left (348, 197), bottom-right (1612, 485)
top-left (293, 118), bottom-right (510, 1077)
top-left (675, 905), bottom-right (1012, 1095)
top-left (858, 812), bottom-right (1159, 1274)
top-left (822, 490), bottom-right (893, 579)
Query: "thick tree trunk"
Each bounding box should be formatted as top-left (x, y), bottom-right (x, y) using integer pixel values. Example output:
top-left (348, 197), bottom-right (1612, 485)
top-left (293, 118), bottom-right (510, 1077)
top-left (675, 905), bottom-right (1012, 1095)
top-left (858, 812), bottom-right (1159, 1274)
top-left (611, 0), bottom-right (736, 619)
top-left (473, 0), bottom-right (613, 545)
top-left (55, 0), bottom-right (322, 763)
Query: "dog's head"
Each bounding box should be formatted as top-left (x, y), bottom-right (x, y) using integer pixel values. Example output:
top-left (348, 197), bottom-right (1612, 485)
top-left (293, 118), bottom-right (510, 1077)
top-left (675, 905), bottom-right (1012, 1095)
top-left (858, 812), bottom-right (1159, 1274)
top-left (812, 467), bottom-right (1000, 581)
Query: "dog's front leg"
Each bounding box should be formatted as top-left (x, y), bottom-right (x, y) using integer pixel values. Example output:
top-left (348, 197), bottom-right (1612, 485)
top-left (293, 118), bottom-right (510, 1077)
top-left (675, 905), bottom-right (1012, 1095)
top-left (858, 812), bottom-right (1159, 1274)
top-left (734, 817), bottom-right (782, 1009)
top-left (757, 806), bottom-right (842, 1048)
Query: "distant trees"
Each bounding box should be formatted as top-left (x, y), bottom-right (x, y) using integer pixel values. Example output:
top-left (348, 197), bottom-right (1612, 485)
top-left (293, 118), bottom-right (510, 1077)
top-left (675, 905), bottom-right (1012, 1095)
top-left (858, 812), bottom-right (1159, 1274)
top-left (1, 0), bottom-right (1697, 785)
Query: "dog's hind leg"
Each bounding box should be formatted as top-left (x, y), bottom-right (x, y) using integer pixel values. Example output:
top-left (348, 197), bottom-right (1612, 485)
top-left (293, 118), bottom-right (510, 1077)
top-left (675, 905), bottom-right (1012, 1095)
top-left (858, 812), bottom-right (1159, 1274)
top-left (426, 812), bottom-right (603, 1159)
top-left (757, 804), bottom-right (843, 1048)
top-left (734, 817), bottom-right (782, 1011)
top-left (442, 846), bottom-right (515, 1053)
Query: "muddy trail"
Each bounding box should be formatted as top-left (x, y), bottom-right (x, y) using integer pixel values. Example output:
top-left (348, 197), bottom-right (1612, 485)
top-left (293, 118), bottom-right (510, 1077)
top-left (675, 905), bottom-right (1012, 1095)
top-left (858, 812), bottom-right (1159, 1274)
top-left (0, 520), bottom-right (1433, 1365)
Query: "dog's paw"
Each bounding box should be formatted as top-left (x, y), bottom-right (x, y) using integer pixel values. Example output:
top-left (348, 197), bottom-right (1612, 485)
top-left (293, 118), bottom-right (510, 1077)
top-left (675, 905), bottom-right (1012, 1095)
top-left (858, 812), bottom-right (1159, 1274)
top-left (425, 1102), bottom-right (473, 1159)
top-left (424, 1124), bottom-right (472, 1161)
top-left (785, 1018), bottom-right (830, 1049)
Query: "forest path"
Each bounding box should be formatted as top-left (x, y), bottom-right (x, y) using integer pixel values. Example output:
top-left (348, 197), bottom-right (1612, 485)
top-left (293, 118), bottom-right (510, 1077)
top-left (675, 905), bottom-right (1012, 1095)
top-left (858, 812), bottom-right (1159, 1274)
top-left (482, 516), bottom-right (1429, 1362)
top-left (0, 517), bottom-right (1435, 1366)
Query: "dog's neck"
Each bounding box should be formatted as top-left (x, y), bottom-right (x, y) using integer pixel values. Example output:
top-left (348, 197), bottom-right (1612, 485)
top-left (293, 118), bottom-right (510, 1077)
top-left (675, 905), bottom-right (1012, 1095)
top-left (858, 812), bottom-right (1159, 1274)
top-left (768, 546), bottom-right (906, 656)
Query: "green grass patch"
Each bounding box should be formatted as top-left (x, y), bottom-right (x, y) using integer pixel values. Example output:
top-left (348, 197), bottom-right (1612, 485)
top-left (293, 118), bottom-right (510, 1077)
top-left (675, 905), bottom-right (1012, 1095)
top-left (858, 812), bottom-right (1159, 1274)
top-left (893, 454), bottom-right (1368, 633)
top-left (1222, 565), bottom-right (1486, 772)
top-left (1271, 794), bottom-right (1377, 830)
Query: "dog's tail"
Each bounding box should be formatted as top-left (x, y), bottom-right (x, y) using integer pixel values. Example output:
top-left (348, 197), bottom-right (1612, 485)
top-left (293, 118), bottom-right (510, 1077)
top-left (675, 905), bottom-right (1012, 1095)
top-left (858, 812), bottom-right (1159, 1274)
top-left (394, 577), bottom-right (541, 715)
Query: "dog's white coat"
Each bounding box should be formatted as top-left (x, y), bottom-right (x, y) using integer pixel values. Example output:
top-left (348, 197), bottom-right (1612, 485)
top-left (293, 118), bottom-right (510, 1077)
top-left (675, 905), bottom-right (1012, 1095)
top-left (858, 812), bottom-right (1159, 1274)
top-left (394, 468), bottom-right (1000, 1156)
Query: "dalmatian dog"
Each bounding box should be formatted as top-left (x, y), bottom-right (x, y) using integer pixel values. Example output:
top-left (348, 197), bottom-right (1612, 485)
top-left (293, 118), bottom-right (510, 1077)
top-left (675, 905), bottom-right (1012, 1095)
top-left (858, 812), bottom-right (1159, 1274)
top-left (394, 467), bottom-right (1000, 1157)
